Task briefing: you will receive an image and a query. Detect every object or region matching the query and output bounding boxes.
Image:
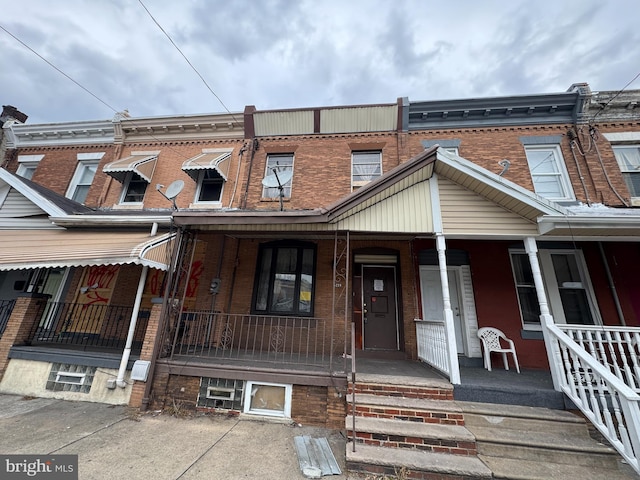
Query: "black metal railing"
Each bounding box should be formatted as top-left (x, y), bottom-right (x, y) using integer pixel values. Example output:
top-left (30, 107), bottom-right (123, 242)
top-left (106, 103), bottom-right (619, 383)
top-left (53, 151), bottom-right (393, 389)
top-left (164, 310), bottom-right (343, 370)
top-left (29, 301), bottom-right (150, 353)
top-left (0, 299), bottom-right (16, 337)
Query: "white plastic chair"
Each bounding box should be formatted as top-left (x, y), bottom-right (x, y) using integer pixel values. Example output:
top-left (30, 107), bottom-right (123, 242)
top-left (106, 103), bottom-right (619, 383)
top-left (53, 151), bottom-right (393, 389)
top-left (477, 327), bottom-right (520, 373)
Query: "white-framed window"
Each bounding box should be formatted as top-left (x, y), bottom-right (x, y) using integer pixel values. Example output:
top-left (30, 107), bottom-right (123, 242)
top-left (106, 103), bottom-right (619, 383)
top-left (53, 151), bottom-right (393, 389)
top-left (612, 145), bottom-right (640, 198)
top-left (352, 150), bottom-right (382, 191)
top-left (262, 153), bottom-right (293, 199)
top-left (16, 154), bottom-right (44, 180)
top-left (243, 381), bottom-right (292, 418)
top-left (195, 170), bottom-right (224, 204)
top-left (421, 139), bottom-right (460, 156)
top-left (510, 249), bottom-right (600, 330)
top-left (523, 145), bottom-right (574, 201)
top-left (67, 161), bottom-right (98, 203)
top-left (119, 172), bottom-right (148, 204)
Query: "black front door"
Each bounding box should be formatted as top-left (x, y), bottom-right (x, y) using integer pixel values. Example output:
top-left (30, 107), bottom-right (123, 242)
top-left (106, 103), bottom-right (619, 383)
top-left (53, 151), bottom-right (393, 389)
top-left (362, 266), bottom-right (398, 350)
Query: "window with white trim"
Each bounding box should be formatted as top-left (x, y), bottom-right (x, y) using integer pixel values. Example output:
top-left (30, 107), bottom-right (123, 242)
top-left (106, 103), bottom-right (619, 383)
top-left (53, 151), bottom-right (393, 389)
top-left (46, 363), bottom-right (96, 393)
top-left (243, 381), bottom-right (292, 418)
top-left (195, 170), bottom-right (224, 203)
top-left (16, 154), bottom-right (44, 180)
top-left (523, 145), bottom-right (574, 201)
top-left (352, 150), bottom-right (382, 190)
top-left (120, 172), bottom-right (148, 204)
top-left (612, 145), bottom-right (640, 197)
top-left (262, 153), bottom-right (293, 199)
top-left (510, 249), bottom-right (600, 330)
top-left (67, 160), bottom-right (98, 203)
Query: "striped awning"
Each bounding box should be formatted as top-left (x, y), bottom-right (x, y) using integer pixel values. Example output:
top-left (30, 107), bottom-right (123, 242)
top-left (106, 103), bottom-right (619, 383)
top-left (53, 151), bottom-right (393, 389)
top-left (0, 230), bottom-right (175, 271)
top-left (103, 154), bottom-right (158, 183)
top-left (182, 149), bottom-right (233, 181)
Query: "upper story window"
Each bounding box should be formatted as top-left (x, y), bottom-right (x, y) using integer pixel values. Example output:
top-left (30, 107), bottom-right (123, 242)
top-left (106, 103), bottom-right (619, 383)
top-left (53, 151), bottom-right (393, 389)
top-left (421, 139), bottom-right (461, 156)
top-left (103, 152), bottom-right (158, 206)
top-left (16, 154), bottom-right (44, 180)
top-left (612, 145), bottom-right (640, 198)
top-left (262, 154), bottom-right (293, 199)
top-left (66, 153), bottom-right (104, 204)
top-left (520, 137), bottom-right (574, 202)
top-left (182, 149), bottom-right (232, 206)
top-left (252, 242), bottom-right (316, 316)
top-left (352, 150), bottom-right (382, 191)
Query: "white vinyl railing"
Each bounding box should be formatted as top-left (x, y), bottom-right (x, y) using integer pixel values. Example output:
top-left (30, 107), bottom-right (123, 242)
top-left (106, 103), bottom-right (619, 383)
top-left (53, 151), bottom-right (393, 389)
top-left (557, 325), bottom-right (640, 392)
top-left (545, 321), bottom-right (640, 474)
top-left (416, 319), bottom-right (452, 379)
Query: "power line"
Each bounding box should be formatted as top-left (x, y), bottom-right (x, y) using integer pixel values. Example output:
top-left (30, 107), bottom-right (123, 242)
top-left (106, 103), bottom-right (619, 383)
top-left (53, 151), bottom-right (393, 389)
top-left (137, 0), bottom-right (242, 126)
top-left (592, 70), bottom-right (640, 121)
top-left (0, 24), bottom-right (120, 115)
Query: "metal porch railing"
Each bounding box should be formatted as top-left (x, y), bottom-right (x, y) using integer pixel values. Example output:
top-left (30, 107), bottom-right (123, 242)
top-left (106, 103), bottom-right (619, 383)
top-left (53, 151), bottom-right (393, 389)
top-left (29, 301), bottom-right (150, 353)
top-left (0, 299), bottom-right (16, 337)
top-left (545, 321), bottom-right (640, 474)
top-left (164, 311), bottom-right (342, 371)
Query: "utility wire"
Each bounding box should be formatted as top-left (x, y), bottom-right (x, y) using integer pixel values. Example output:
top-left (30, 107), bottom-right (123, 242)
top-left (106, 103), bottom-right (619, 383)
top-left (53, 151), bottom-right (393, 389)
top-left (0, 24), bottom-right (120, 115)
top-left (137, 0), bottom-right (242, 125)
top-left (592, 70), bottom-right (640, 121)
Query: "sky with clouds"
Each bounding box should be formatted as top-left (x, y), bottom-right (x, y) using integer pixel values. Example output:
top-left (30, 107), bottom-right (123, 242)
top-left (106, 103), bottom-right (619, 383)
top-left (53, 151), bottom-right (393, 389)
top-left (1, 0), bottom-right (639, 124)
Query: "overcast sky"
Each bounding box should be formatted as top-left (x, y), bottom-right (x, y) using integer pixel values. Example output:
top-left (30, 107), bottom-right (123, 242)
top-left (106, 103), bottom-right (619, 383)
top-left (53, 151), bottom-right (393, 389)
top-left (1, 0), bottom-right (639, 124)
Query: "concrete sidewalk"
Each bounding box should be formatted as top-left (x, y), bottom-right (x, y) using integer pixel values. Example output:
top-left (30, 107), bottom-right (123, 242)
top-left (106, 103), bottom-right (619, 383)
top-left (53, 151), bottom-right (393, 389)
top-left (0, 394), bottom-right (358, 480)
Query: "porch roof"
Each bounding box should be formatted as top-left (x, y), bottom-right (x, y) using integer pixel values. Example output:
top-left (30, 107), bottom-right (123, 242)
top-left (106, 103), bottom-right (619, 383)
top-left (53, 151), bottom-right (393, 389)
top-left (0, 229), bottom-right (175, 271)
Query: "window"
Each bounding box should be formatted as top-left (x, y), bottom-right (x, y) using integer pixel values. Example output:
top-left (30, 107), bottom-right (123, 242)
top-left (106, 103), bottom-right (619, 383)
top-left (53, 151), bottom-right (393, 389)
top-left (523, 145), bottom-right (574, 201)
top-left (612, 145), bottom-right (640, 197)
top-left (262, 154), bottom-right (293, 199)
top-left (16, 154), bottom-right (44, 179)
top-left (243, 381), bottom-right (292, 418)
top-left (46, 363), bottom-right (96, 393)
top-left (421, 139), bottom-right (461, 156)
top-left (253, 242), bottom-right (316, 316)
top-left (67, 160), bottom-right (98, 203)
top-left (120, 172), bottom-right (148, 204)
top-left (195, 169), bottom-right (224, 203)
top-left (352, 150), bottom-right (382, 190)
top-left (510, 249), bottom-right (599, 329)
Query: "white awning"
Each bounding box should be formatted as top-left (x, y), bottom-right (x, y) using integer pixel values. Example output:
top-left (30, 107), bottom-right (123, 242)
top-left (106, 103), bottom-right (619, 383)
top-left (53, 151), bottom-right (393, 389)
top-left (0, 230), bottom-right (175, 271)
top-left (182, 149), bottom-right (233, 181)
top-left (103, 154), bottom-right (158, 183)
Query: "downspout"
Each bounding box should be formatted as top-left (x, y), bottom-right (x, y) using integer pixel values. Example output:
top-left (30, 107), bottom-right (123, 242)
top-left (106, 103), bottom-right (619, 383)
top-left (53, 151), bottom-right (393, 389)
top-left (116, 264), bottom-right (149, 388)
top-left (241, 138), bottom-right (258, 209)
top-left (598, 242), bottom-right (626, 325)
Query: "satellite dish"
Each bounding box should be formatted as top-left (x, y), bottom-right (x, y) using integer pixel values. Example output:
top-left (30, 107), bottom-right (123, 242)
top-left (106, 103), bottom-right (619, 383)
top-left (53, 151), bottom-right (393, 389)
top-left (261, 169), bottom-right (292, 212)
top-left (165, 180), bottom-right (184, 200)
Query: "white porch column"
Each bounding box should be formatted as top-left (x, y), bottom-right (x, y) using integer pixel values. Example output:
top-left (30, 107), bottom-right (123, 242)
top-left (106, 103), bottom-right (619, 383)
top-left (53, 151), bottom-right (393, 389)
top-left (523, 237), bottom-right (560, 390)
top-left (116, 265), bottom-right (149, 388)
top-left (436, 234), bottom-right (460, 384)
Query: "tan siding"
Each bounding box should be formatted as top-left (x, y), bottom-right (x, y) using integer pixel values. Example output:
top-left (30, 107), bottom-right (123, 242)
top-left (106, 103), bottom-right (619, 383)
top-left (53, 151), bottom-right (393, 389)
top-left (438, 177), bottom-right (538, 236)
top-left (0, 189), bottom-right (46, 217)
top-left (332, 181), bottom-right (433, 232)
top-left (254, 111), bottom-right (314, 136)
top-left (320, 106), bottom-right (398, 133)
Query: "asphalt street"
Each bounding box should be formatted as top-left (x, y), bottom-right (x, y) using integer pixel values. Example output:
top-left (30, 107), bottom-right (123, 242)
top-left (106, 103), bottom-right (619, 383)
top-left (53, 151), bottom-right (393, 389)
top-left (0, 393), bottom-right (358, 480)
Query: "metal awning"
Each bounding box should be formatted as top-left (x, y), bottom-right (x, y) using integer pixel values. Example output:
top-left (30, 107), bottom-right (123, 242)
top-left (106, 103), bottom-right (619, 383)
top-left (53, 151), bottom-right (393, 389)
top-left (181, 149), bottom-right (233, 181)
top-left (0, 230), bottom-right (175, 271)
top-left (103, 154), bottom-right (158, 183)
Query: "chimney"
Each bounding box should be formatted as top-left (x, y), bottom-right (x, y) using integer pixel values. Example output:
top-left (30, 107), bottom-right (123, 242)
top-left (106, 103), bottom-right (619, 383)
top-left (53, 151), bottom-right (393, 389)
top-left (1, 105), bottom-right (28, 124)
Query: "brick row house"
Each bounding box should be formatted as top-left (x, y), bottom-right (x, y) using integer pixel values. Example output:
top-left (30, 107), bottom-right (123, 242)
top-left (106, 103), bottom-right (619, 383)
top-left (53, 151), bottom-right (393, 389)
top-left (1, 84), bottom-right (640, 473)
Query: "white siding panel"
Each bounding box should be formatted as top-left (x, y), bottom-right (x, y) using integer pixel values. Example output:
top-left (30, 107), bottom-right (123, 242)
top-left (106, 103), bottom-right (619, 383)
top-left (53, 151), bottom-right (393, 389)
top-left (254, 111), bottom-right (314, 136)
top-left (320, 106), bottom-right (398, 133)
top-left (438, 177), bottom-right (537, 236)
top-left (0, 189), bottom-right (46, 218)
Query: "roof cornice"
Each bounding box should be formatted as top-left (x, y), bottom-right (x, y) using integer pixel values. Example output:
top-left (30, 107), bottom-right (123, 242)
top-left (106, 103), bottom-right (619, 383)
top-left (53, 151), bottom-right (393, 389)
top-left (6, 120), bottom-right (115, 147)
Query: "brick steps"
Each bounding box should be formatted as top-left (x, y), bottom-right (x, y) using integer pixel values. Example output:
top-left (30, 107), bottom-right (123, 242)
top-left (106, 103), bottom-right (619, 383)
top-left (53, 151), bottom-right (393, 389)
top-left (347, 393), bottom-right (464, 425)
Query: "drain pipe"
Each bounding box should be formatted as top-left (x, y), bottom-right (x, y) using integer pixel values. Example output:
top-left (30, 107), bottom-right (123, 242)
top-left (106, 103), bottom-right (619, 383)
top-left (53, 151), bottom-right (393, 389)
top-left (116, 264), bottom-right (149, 387)
top-left (598, 242), bottom-right (626, 326)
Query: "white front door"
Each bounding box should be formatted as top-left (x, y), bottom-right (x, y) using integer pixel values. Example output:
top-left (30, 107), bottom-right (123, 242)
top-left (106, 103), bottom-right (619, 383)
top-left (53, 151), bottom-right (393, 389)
top-left (420, 266), bottom-right (466, 354)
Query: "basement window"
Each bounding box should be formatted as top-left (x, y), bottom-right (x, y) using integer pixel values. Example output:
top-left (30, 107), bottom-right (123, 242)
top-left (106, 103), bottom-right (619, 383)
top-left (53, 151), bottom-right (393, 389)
top-left (197, 378), bottom-right (244, 411)
top-left (46, 363), bottom-right (96, 393)
top-left (243, 381), bottom-right (292, 418)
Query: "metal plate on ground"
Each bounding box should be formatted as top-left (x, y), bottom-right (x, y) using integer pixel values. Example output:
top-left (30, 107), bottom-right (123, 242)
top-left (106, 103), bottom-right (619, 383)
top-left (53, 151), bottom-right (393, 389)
top-left (294, 435), bottom-right (342, 478)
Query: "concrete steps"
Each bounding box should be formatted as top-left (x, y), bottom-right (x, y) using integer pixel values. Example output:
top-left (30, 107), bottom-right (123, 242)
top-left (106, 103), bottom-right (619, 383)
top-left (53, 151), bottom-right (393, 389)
top-left (459, 401), bottom-right (638, 479)
top-left (345, 375), bottom-right (490, 479)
